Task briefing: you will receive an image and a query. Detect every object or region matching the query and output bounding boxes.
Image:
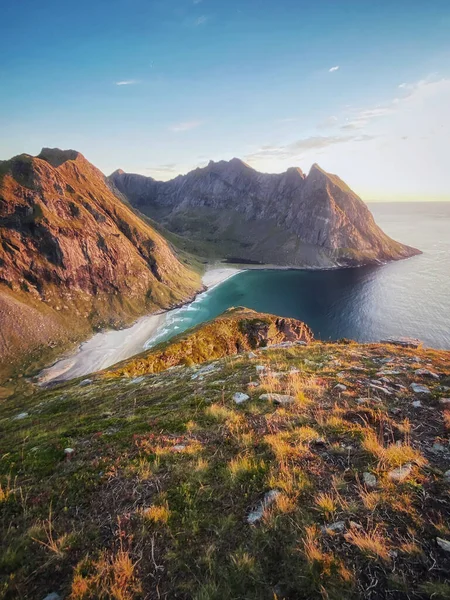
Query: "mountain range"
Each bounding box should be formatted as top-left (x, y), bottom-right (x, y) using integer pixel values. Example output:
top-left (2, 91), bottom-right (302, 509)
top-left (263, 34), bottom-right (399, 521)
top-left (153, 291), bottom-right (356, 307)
top-left (0, 147), bottom-right (419, 380)
top-left (110, 158), bottom-right (420, 268)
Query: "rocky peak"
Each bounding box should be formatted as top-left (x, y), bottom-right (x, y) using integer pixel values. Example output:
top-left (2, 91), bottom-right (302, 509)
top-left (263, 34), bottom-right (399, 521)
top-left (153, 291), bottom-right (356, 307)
top-left (38, 147), bottom-right (83, 168)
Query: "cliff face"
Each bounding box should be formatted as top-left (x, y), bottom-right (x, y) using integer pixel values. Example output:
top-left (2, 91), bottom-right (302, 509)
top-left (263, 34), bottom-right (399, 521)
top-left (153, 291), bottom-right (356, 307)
top-left (0, 148), bottom-right (201, 376)
top-left (104, 307), bottom-right (314, 378)
top-left (109, 159), bottom-right (420, 267)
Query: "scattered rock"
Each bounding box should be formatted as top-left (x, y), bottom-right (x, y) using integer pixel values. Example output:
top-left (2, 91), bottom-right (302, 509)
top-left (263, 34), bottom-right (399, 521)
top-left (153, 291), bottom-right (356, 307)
top-left (388, 463), bottom-right (413, 482)
top-left (321, 521), bottom-right (345, 534)
top-left (247, 381), bottom-right (259, 388)
top-left (260, 393), bottom-right (295, 405)
top-left (369, 384), bottom-right (392, 395)
top-left (443, 470), bottom-right (450, 482)
top-left (439, 398), bottom-right (450, 405)
top-left (172, 444), bottom-right (186, 452)
top-left (349, 521), bottom-right (363, 530)
top-left (415, 369), bottom-right (439, 379)
top-left (13, 412), bottom-right (29, 420)
top-left (248, 352), bottom-right (257, 359)
top-left (334, 384), bottom-right (347, 391)
top-left (256, 365), bottom-right (266, 373)
top-left (363, 472), bottom-right (377, 488)
top-left (43, 594), bottom-right (61, 600)
top-left (247, 490), bottom-right (280, 524)
top-left (129, 376), bottom-right (145, 384)
top-left (79, 379), bottom-right (93, 387)
top-left (412, 400), bottom-right (422, 408)
top-left (410, 383), bottom-right (431, 394)
top-left (381, 337), bottom-right (420, 348)
top-left (436, 538), bottom-right (450, 553)
top-left (233, 392), bottom-right (250, 404)
top-left (432, 442), bottom-right (447, 453)
top-left (64, 448), bottom-right (75, 461)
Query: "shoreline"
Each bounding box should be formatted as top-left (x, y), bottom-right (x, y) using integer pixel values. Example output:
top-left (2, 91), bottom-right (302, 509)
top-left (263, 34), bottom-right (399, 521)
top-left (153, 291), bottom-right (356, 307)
top-left (37, 265), bottom-right (243, 385)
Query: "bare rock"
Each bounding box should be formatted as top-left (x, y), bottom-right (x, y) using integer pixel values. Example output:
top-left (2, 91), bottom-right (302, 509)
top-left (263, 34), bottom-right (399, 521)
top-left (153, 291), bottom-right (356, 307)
top-left (363, 472), bottom-right (377, 488)
top-left (247, 490), bottom-right (280, 524)
top-left (436, 538), bottom-right (450, 552)
top-left (260, 393), bottom-right (295, 405)
top-left (233, 392), bottom-right (250, 404)
top-left (388, 463), bottom-right (413, 482)
top-left (410, 383), bottom-right (431, 394)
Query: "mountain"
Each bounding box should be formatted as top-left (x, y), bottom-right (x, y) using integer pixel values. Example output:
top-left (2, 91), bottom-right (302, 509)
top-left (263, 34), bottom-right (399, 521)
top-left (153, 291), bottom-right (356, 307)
top-left (103, 307), bottom-right (314, 379)
top-left (0, 148), bottom-right (201, 379)
top-left (109, 159), bottom-right (420, 267)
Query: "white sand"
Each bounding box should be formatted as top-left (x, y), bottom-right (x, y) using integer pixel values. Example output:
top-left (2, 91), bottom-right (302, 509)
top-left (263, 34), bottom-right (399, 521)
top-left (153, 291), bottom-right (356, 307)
top-left (201, 265), bottom-right (243, 288)
top-left (38, 312), bottom-right (166, 384)
top-left (39, 265), bottom-right (244, 385)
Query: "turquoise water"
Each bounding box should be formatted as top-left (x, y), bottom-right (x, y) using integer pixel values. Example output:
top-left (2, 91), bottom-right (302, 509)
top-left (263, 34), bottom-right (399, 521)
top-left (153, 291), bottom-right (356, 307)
top-left (147, 202), bottom-right (450, 349)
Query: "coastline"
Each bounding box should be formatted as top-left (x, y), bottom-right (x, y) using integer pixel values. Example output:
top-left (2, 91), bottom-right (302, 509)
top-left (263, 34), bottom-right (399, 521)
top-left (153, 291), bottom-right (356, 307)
top-left (38, 265), bottom-right (243, 384)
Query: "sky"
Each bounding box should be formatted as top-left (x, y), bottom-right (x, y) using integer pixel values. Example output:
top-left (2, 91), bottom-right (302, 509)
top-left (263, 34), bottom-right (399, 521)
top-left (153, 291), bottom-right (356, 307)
top-left (1, 0), bottom-right (449, 201)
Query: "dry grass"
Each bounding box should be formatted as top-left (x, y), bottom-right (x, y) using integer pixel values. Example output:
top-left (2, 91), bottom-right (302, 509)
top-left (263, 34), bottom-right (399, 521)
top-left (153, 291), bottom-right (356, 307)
top-left (0, 475), bottom-right (16, 503)
top-left (31, 505), bottom-right (70, 559)
top-left (142, 503), bottom-right (170, 525)
top-left (227, 454), bottom-right (266, 481)
top-left (362, 430), bottom-right (426, 469)
top-left (315, 493), bottom-right (338, 520)
top-left (265, 433), bottom-right (309, 461)
top-left (205, 403), bottom-right (239, 423)
top-left (70, 548), bottom-right (140, 600)
top-left (344, 527), bottom-right (391, 562)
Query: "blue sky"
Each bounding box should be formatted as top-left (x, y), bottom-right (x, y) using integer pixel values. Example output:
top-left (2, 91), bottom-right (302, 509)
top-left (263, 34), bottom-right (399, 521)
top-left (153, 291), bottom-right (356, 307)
top-left (1, 0), bottom-right (449, 200)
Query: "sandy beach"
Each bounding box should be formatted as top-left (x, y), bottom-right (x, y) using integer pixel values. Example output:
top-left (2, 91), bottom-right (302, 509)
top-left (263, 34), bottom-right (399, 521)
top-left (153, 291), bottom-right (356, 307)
top-left (39, 265), bottom-right (243, 384)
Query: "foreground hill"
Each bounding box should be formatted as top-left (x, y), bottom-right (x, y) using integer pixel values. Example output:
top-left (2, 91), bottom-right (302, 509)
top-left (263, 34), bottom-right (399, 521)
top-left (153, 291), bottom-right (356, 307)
top-left (0, 148), bottom-right (201, 380)
top-left (1, 312), bottom-right (450, 599)
top-left (104, 307), bottom-right (314, 378)
top-left (109, 160), bottom-right (420, 268)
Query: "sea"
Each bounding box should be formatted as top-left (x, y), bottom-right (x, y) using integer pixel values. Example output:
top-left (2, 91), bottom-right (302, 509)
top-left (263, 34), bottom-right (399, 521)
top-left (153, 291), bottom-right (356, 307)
top-left (148, 202), bottom-right (450, 350)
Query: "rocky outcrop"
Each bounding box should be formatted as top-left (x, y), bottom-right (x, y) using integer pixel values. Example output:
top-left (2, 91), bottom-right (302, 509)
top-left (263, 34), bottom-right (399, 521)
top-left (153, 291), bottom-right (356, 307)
top-left (104, 307), bottom-right (314, 377)
top-left (0, 148), bottom-right (201, 378)
top-left (109, 159), bottom-right (420, 267)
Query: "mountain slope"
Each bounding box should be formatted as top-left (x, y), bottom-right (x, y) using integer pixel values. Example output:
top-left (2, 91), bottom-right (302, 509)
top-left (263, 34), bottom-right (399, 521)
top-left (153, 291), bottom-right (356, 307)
top-left (109, 160), bottom-right (420, 267)
top-left (0, 148), bottom-right (201, 379)
top-left (1, 326), bottom-right (450, 599)
top-left (103, 307), bottom-right (314, 378)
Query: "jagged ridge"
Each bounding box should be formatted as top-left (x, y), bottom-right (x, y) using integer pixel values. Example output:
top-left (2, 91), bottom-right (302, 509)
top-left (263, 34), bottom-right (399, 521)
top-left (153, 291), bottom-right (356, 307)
top-left (109, 159), bottom-right (420, 267)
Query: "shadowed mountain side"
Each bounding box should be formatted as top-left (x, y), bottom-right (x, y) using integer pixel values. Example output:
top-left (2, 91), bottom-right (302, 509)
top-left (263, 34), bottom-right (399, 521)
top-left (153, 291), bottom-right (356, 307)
top-left (109, 159), bottom-right (420, 268)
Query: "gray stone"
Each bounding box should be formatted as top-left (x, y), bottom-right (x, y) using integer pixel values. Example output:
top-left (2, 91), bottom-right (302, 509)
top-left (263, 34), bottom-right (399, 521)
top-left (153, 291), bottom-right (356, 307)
top-left (369, 384), bottom-right (392, 395)
top-left (43, 594), bottom-right (61, 600)
top-left (381, 337), bottom-right (420, 348)
top-left (334, 383), bottom-right (347, 391)
top-left (443, 469), bottom-right (450, 482)
top-left (432, 442), bottom-right (447, 453)
top-left (256, 365), bottom-right (266, 373)
top-left (439, 398), bottom-right (450, 405)
top-left (436, 537), bottom-right (450, 552)
top-left (247, 381), bottom-right (259, 388)
top-left (13, 412), bottom-right (29, 420)
top-left (363, 472), bottom-right (377, 488)
top-left (321, 521), bottom-right (345, 534)
top-left (233, 392), bottom-right (250, 404)
top-left (247, 489), bottom-right (280, 524)
top-left (248, 352), bottom-right (257, 359)
top-left (260, 393), bottom-right (295, 405)
top-left (410, 382), bottom-right (431, 394)
top-left (415, 368), bottom-right (439, 379)
top-left (388, 463), bottom-right (413, 482)
top-left (412, 400), bottom-right (422, 408)
top-left (79, 378), bottom-right (93, 387)
top-left (129, 376), bottom-right (145, 384)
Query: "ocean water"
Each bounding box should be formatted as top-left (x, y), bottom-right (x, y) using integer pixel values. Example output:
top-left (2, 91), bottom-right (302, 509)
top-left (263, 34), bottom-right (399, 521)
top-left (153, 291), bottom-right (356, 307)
top-left (148, 202), bottom-right (450, 350)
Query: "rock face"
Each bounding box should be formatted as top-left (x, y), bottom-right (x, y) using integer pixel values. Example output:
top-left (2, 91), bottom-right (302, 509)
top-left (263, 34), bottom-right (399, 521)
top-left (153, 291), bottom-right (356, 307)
top-left (109, 159), bottom-right (420, 267)
top-left (104, 307), bottom-right (314, 378)
top-left (0, 148), bottom-right (201, 375)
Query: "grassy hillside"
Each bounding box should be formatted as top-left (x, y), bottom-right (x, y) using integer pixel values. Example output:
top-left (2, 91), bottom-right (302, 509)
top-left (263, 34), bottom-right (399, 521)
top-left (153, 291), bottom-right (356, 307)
top-left (1, 337), bottom-right (450, 599)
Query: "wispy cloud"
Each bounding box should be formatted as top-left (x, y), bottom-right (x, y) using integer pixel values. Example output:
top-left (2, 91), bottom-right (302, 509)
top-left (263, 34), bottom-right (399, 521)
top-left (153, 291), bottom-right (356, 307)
top-left (245, 134), bottom-right (375, 163)
top-left (115, 80), bottom-right (139, 86)
top-left (144, 163), bottom-right (180, 180)
top-left (193, 0), bottom-right (203, 4)
top-left (194, 15), bottom-right (208, 25)
top-left (317, 115), bottom-right (338, 129)
top-left (169, 120), bottom-right (202, 133)
top-left (329, 66), bottom-right (340, 73)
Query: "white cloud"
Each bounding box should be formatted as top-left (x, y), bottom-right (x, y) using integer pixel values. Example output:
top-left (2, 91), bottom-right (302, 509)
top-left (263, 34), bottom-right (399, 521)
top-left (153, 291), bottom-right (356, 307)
top-left (195, 15), bottom-right (208, 25)
top-left (245, 134), bottom-right (375, 163)
top-left (317, 115), bottom-right (338, 129)
top-left (169, 120), bottom-right (202, 133)
top-left (329, 66), bottom-right (340, 73)
top-left (115, 80), bottom-right (138, 86)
